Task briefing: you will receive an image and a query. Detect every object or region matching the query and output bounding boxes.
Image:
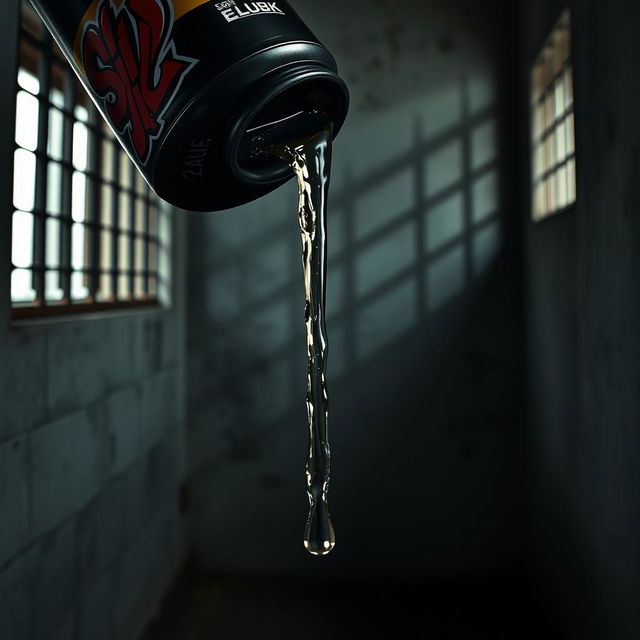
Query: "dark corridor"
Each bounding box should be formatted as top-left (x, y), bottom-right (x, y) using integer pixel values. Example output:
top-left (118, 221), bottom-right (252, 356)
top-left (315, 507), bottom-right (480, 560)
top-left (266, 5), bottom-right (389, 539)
top-left (2, 1), bottom-right (640, 639)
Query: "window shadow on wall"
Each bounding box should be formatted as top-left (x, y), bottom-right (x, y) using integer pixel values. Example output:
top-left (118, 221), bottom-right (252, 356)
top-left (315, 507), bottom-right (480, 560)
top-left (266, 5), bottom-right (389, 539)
top-left (186, 74), bottom-right (512, 573)
top-left (189, 72), bottom-right (502, 470)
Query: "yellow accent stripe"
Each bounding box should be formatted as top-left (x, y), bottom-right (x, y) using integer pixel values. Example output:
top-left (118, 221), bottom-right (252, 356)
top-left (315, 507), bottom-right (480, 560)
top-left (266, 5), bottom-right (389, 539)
top-left (173, 0), bottom-right (211, 20)
top-left (73, 0), bottom-right (209, 64)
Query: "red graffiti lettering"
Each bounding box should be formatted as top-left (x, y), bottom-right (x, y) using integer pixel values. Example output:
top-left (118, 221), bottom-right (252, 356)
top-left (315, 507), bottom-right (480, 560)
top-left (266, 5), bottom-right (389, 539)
top-left (81, 0), bottom-right (197, 164)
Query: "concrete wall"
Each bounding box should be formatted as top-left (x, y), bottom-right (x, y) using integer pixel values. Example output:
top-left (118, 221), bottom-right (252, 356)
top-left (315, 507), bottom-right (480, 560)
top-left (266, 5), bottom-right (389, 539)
top-left (520, 1), bottom-right (640, 637)
top-left (0, 2), bottom-right (188, 638)
top-left (187, 0), bottom-right (524, 577)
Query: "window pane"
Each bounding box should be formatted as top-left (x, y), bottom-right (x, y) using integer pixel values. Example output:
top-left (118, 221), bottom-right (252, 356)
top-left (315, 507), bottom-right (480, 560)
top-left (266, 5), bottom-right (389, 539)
top-left (11, 268), bottom-right (36, 303)
top-left (118, 233), bottom-right (130, 271)
top-left (567, 113), bottom-right (575, 154)
top-left (47, 162), bottom-right (62, 214)
top-left (135, 237), bottom-right (145, 270)
top-left (557, 165), bottom-right (568, 209)
top-left (49, 86), bottom-right (64, 109)
top-left (48, 108), bottom-right (64, 160)
top-left (13, 148), bottom-right (36, 212)
top-left (17, 68), bottom-right (39, 94)
top-left (45, 216), bottom-right (61, 267)
top-left (545, 135), bottom-right (553, 169)
top-left (15, 90), bottom-right (39, 151)
top-left (71, 222), bottom-right (86, 270)
top-left (118, 274), bottom-right (130, 300)
top-left (71, 271), bottom-right (89, 301)
top-left (556, 121), bottom-right (567, 161)
top-left (72, 171), bottom-right (87, 222)
top-left (71, 218), bottom-right (91, 301)
top-left (74, 104), bottom-right (89, 123)
top-left (73, 120), bottom-right (89, 170)
top-left (100, 230), bottom-right (113, 271)
top-left (550, 128), bottom-right (558, 167)
top-left (45, 271), bottom-right (64, 302)
top-left (119, 191), bottom-right (131, 229)
top-left (119, 151), bottom-right (131, 186)
top-left (98, 274), bottom-right (113, 301)
top-left (545, 93), bottom-right (554, 129)
top-left (101, 184), bottom-right (113, 225)
top-left (135, 197), bottom-right (146, 232)
top-left (135, 275), bottom-right (145, 297)
top-left (12, 211), bottom-right (34, 268)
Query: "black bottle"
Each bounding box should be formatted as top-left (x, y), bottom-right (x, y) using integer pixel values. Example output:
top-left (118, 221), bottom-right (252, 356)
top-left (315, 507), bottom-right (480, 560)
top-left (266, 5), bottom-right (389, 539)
top-left (29, 0), bottom-right (349, 211)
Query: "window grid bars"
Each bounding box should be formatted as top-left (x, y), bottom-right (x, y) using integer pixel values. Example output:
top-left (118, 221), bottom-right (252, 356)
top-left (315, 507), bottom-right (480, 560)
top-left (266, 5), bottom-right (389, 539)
top-left (529, 11), bottom-right (576, 221)
top-left (88, 106), bottom-right (101, 301)
top-left (32, 27), bottom-right (51, 304)
top-left (11, 5), bottom-right (163, 316)
top-left (110, 141), bottom-right (121, 301)
top-left (59, 47), bottom-right (74, 303)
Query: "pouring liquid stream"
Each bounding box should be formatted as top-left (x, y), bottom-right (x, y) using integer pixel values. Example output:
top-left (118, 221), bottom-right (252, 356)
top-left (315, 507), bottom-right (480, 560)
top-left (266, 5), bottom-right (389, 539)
top-left (258, 115), bottom-right (335, 556)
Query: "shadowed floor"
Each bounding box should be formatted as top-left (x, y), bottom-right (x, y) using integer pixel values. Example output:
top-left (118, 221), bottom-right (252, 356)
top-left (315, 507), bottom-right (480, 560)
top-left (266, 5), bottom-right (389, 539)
top-left (140, 571), bottom-right (561, 640)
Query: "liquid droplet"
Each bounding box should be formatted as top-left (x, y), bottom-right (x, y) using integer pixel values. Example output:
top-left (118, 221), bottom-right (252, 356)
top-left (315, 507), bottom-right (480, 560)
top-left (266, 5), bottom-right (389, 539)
top-left (304, 499), bottom-right (336, 556)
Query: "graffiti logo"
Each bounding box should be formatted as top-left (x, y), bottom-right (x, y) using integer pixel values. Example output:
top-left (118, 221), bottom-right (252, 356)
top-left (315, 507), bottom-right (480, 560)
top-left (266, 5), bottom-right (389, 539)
top-left (81, 0), bottom-right (197, 165)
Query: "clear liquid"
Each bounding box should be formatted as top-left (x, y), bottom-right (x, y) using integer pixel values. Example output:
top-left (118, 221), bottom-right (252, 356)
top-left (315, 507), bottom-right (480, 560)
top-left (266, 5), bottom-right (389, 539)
top-left (260, 118), bottom-right (335, 556)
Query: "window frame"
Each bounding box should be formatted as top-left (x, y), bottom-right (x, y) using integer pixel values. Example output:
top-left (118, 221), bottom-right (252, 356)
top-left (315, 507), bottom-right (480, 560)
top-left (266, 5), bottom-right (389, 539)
top-left (529, 7), bottom-right (577, 223)
top-left (7, 1), bottom-right (170, 322)
top-left (0, 0), bottom-right (20, 334)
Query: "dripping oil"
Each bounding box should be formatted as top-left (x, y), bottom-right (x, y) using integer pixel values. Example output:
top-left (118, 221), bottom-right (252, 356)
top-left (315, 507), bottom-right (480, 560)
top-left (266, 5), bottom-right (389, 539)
top-left (256, 113), bottom-right (335, 556)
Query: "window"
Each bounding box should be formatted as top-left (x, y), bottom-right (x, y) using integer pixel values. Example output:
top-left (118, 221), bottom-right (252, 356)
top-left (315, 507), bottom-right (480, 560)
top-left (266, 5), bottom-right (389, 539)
top-left (11, 2), bottom-right (167, 318)
top-left (530, 8), bottom-right (576, 222)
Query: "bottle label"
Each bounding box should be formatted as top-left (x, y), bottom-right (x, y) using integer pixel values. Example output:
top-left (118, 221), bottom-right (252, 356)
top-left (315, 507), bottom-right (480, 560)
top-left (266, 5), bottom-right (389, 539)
top-left (214, 1), bottom-right (285, 22)
top-left (76, 0), bottom-right (198, 165)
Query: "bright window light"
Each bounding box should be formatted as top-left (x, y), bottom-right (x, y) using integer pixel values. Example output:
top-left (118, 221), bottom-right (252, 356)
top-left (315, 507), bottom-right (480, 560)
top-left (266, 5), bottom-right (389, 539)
top-left (530, 8), bottom-right (576, 222)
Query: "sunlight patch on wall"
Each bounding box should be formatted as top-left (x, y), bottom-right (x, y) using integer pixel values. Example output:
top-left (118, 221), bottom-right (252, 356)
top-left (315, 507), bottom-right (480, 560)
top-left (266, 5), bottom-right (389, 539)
top-left (354, 168), bottom-right (414, 241)
top-left (471, 120), bottom-right (497, 170)
top-left (425, 140), bottom-right (463, 198)
top-left (425, 193), bottom-right (465, 253)
top-left (356, 222), bottom-right (417, 298)
top-left (472, 170), bottom-right (499, 224)
top-left (427, 245), bottom-right (466, 313)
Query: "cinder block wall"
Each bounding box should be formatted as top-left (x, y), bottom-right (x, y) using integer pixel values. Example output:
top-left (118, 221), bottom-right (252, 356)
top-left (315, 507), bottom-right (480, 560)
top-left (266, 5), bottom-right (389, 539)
top-left (0, 3), bottom-right (188, 639)
top-left (0, 307), bottom-right (187, 640)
